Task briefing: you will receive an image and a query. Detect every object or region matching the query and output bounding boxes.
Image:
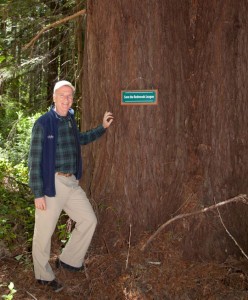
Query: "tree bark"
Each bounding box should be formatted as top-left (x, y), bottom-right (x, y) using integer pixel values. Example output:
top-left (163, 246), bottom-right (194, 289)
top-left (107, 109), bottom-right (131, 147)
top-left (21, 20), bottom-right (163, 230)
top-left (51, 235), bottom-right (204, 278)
top-left (81, 0), bottom-right (248, 260)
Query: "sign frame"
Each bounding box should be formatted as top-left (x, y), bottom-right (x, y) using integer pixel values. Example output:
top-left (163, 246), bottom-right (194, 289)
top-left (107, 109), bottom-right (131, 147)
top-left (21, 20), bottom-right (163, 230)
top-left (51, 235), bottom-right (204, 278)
top-left (121, 89), bottom-right (158, 106)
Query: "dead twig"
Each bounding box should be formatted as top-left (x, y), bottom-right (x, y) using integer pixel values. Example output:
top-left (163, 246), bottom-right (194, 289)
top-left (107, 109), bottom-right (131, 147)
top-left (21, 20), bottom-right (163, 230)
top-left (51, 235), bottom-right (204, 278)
top-left (23, 9), bottom-right (86, 50)
top-left (215, 197), bottom-right (248, 259)
top-left (141, 194), bottom-right (248, 251)
top-left (125, 224), bottom-right (132, 269)
top-left (26, 291), bottom-right (37, 300)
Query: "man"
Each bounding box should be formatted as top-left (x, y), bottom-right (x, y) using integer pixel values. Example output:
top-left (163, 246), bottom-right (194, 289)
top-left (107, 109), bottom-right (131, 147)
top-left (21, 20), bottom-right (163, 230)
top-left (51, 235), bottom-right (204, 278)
top-left (28, 80), bottom-right (113, 292)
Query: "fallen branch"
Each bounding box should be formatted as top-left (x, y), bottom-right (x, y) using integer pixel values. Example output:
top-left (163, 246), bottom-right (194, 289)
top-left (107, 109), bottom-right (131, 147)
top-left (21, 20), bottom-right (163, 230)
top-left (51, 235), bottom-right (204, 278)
top-left (26, 291), bottom-right (37, 300)
top-left (141, 194), bottom-right (248, 251)
top-left (23, 9), bottom-right (86, 50)
top-left (215, 197), bottom-right (248, 260)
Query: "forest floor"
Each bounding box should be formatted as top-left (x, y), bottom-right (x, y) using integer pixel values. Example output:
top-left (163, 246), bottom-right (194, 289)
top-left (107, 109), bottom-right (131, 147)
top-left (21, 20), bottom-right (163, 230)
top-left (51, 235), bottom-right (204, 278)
top-left (1, 231), bottom-right (248, 300)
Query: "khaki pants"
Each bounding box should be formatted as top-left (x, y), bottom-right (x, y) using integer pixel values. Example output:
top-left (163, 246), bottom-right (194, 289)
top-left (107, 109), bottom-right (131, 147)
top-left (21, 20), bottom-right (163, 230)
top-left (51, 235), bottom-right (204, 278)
top-left (32, 174), bottom-right (97, 281)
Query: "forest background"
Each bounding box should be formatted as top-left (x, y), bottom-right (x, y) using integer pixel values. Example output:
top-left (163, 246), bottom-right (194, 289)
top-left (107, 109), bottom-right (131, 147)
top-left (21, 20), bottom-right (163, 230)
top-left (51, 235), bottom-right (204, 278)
top-left (0, 0), bottom-right (85, 249)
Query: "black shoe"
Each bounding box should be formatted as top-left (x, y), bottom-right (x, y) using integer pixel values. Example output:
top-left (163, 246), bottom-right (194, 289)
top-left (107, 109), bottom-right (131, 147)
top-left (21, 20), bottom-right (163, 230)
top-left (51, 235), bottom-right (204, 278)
top-left (55, 257), bottom-right (84, 272)
top-left (37, 279), bottom-right (64, 292)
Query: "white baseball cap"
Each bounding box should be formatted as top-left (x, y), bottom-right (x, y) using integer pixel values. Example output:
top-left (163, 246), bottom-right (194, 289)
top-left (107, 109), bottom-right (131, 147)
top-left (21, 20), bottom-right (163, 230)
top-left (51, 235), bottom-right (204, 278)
top-left (53, 80), bottom-right (75, 93)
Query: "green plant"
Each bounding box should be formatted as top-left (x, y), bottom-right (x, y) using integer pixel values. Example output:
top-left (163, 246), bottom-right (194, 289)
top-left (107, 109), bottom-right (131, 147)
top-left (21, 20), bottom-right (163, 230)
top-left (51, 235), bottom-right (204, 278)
top-left (0, 157), bottom-right (34, 246)
top-left (57, 214), bottom-right (72, 244)
top-left (1, 282), bottom-right (17, 300)
top-left (0, 110), bottom-right (43, 247)
top-left (2, 111), bottom-right (42, 166)
top-left (14, 252), bottom-right (33, 270)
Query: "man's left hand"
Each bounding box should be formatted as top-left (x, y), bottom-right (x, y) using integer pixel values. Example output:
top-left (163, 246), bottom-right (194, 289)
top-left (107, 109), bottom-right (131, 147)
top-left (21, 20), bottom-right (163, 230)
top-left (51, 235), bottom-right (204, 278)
top-left (103, 111), bottom-right (114, 129)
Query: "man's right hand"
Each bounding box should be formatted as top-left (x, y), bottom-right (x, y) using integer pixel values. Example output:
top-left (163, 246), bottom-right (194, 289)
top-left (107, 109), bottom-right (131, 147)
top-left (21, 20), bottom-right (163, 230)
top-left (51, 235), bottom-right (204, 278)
top-left (35, 197), bottom-right (46, 210)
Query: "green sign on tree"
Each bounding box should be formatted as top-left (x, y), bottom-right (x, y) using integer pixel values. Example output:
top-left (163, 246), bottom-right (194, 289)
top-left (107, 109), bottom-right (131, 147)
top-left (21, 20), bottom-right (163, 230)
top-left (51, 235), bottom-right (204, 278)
top-left (121, 90), bottom-right (158, 105)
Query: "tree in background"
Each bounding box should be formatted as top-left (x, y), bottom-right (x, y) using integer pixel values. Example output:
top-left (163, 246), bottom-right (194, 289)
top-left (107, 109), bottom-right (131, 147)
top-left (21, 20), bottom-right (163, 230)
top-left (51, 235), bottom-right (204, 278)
top-left (0, 0), bottom-right (85, 114)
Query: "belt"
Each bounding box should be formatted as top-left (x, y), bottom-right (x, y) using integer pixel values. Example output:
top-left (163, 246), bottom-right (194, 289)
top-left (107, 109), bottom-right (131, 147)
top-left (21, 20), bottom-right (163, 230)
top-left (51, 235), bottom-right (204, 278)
top-left (57, 172), bottom-right (73, 177)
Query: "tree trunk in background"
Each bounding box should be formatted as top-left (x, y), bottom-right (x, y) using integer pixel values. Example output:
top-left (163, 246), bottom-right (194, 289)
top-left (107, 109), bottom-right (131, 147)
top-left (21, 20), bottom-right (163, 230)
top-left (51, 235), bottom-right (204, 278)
top-left (45, 0), bottom-right (61, 103)
top-left (74, 0), bottom-right (86, 128)
top-left (75, 0), bottom-right (85, 95)
top-left (81, 0), bottom-right (248, 261)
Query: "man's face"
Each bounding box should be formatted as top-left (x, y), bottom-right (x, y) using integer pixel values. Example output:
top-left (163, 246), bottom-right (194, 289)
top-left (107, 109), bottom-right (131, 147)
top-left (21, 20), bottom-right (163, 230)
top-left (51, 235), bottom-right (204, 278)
top-left (53, 85), bottom-right (74, 116)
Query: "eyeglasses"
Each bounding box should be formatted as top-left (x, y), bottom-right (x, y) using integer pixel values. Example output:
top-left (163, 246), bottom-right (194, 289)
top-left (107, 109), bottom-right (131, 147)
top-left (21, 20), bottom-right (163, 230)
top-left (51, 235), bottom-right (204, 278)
top-left (56, 94), bottom-right (74, 101)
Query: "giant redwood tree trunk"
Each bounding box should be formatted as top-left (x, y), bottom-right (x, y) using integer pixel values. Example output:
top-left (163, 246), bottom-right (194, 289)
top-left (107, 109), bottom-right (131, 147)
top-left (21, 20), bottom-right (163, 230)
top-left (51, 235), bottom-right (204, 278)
top-left (81, 0), bottom-right (248, 260)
